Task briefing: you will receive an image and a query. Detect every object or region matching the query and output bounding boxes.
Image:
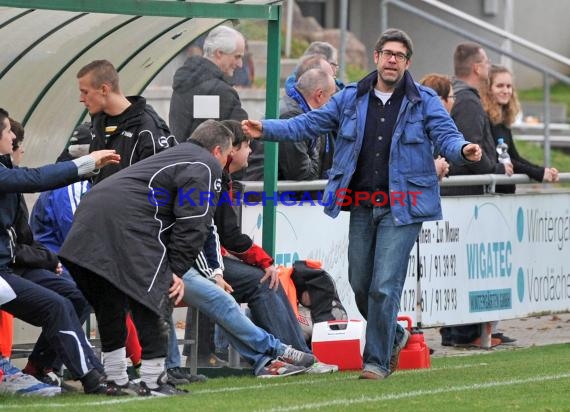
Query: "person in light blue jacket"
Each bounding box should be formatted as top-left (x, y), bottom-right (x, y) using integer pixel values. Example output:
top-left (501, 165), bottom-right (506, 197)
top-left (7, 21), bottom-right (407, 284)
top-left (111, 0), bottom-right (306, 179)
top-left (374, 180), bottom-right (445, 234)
top-left (243, 28), bottom-right (482, 380)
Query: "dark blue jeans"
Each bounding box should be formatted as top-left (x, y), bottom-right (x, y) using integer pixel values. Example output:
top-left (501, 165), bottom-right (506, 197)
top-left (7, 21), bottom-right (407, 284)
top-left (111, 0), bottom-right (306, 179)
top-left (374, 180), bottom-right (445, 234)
top-left (1, 267), bottom-right (101, 378)
top-left (348, 206), bottom-right (421, 375)
top-left (223, 257), bottom-right (310, 353)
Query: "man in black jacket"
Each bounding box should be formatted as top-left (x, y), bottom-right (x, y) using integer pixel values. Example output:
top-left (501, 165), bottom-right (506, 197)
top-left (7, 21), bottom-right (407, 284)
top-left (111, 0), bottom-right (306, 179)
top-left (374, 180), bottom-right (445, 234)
top-left (169, 26), bottom-right (248, 142)
top-left (60, 120), bottom-right (232, 396)
top-left (78, 59), bottom-right (176, 185)
top-left (441, 43), bottom-right (512, 196)
top-left (77, 59), bottom-right (201, 387)
top-left (439, 44), bottom-right (512, 347)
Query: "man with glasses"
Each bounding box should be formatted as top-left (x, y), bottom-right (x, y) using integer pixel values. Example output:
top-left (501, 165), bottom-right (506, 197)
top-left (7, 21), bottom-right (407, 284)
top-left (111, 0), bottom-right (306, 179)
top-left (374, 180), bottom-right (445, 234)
top-left (242, 28), bottom-right (482, 380)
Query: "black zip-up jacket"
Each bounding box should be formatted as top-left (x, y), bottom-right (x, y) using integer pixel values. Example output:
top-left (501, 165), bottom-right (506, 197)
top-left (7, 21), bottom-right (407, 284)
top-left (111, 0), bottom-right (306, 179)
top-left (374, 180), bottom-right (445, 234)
top-left (89, 96), bottom-right (175, 185)
top-left (442, 79), bottom-right (505, 196)
top-left (59, 142), bottom-right (222, 316)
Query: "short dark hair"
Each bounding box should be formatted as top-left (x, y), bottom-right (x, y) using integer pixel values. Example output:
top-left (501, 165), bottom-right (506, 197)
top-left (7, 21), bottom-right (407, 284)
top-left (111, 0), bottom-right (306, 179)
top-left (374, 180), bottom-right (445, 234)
top-left (77, 60), bottom-right (120, 92)
top-left (0, 108), bottom-right (9, 134)
top-left (454, 42), bottom-right (483, 77)
top-left (375, 28), bottom-right (413, 58)
top-left (189, 119), bottom-right (233, 153)
top-left (9, 118), bottom-right (24, 150)
top-left (220, 119), bottom-right (250, 148)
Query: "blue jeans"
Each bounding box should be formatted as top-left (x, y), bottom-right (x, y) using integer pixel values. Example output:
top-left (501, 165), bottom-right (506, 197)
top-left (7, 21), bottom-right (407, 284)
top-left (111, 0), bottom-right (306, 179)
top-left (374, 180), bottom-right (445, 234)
top-left (182, 268), bottom-right (287, 375)
top-left (223, 257), bottom-right (310, 353)
top-left (165, 318), bottom-right (181, 370)
top-left (348, 206), bottom-right (421, 375)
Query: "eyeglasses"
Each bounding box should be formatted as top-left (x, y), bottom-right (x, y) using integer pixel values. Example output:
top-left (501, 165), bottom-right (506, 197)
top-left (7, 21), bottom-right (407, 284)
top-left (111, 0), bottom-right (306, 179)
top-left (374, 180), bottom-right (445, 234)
top-left (447, 95), bottom-right (456, 100)
top-left (377, 50), bottom-right (408, 63)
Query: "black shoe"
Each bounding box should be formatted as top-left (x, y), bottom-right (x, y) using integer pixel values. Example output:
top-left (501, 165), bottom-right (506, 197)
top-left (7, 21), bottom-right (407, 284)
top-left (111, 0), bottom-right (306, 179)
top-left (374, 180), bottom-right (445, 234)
top-left (492, 333), bottom-right (517, 343)
top-left (35, 371), bottom-right (77, 393)
top-left (104, 380), bottom-right (140, 396)
top-left (167, 367), bottom-right (207, 384)
top-left (166, 368), bottom-right (190, 385)
top-left (137, 372), bottom-right (189, 397)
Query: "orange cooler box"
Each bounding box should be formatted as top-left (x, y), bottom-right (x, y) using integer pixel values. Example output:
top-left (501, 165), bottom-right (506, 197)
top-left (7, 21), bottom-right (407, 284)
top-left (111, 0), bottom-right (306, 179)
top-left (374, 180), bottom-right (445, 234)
top-left (311, 320), bottom-right (365, 370)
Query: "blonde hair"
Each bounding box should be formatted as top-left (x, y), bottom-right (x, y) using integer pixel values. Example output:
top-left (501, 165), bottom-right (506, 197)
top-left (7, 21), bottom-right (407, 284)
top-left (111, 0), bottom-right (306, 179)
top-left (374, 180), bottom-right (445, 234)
top-left (481, 65), bottom-right (521, 126)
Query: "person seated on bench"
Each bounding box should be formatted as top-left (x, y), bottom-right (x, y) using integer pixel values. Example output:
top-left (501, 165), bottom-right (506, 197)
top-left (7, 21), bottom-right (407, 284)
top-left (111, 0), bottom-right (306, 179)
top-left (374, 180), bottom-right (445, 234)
top-left (0, 108), bottom-right (120, 395)
top-left (184, 120), bottom-right (337, 375)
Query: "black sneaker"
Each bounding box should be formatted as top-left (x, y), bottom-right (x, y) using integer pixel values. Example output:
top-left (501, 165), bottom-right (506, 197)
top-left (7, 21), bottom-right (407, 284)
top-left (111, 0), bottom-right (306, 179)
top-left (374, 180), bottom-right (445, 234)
top-left (137, 372), bottom-right (189, 397)
top-left (104, 380), bottom-right (140, 396)
top-left (167, 367), bottom-right (207, 385)
top-left (81, 369), bottom-right (108, 395)
top-left (35, 370), bottom-right (62, 387)
top-left (32, 369), bottom-right (77, 393)
top-left (166, 368), bottom-right (190, 385)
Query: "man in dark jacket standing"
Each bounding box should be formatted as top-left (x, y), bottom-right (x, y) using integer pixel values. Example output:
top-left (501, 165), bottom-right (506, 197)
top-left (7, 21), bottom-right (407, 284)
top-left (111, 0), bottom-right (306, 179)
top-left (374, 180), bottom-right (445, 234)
top-left (60, 120), bottom-right (232, 395)
top-left (439, 44), bottom-right (514, 347)
top-left (169, 26), bottom-right (248, 141)
top-left (441, 43), bottom-right (513, 196)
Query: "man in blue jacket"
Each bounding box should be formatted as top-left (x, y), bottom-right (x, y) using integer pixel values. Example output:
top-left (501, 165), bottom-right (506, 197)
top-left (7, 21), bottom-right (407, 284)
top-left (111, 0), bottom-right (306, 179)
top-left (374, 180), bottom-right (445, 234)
top-left (242, 28), bottom-right (482, 380)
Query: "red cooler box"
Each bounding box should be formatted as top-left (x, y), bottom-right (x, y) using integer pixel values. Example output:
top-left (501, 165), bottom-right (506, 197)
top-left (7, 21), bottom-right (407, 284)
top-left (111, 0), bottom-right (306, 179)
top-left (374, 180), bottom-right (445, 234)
top-left (311, 320), bottom-right (365, 370)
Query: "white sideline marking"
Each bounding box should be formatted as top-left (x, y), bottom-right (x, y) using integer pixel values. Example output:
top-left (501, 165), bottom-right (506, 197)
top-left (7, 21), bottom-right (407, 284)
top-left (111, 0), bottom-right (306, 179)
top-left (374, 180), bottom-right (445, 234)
top-left (192, 362), bottom-right (489, 395)
top-left (0, 363), bottom-right (496, 409)
top-left (0, 397), bottom-right (151, 409)
top-left (262, 373), bottom-right (570, 412)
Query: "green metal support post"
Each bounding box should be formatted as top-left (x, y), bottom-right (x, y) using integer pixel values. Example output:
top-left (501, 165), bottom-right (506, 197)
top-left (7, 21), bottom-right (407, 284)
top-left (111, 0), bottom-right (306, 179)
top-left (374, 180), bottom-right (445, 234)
top-left (262, 8), bottom-right (281, 258)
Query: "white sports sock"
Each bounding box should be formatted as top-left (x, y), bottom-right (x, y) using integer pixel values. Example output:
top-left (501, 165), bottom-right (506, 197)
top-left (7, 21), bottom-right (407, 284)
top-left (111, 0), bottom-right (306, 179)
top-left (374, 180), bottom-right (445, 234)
top-left (140, 358), bottom-right (166, 389)
top-left (102, 347), bottom-right (128, 386)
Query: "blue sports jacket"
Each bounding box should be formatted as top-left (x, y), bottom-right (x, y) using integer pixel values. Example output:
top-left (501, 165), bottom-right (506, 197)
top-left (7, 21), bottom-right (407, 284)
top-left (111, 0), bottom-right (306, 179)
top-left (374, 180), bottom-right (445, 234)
top-left (261, 70), bottom-right (472, 225)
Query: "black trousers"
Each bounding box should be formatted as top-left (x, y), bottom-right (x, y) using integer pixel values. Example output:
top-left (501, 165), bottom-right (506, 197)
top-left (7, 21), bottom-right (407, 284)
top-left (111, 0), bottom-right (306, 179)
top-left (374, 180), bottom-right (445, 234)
top-left (66, 263), bottom-right (169, 360)
top-left (1, 267), bottom-right (100, 378)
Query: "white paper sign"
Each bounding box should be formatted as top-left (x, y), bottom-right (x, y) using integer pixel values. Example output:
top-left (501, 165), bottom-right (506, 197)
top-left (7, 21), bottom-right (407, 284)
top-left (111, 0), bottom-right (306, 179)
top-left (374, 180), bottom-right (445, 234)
top-left (193, 95), bottom-right (220, 119)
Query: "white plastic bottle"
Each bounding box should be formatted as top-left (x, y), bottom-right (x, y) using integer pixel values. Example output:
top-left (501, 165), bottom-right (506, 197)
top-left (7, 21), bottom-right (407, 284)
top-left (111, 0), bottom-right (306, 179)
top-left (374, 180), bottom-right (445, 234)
top-left (496, 138), bottom-right (511, 164)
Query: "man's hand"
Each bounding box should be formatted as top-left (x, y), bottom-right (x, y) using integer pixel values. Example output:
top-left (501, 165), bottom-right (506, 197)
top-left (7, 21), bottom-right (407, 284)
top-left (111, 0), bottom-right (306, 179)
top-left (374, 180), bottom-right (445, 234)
top-left (462, 144), bottom-right (482, 162)
top-left (504, 162), bottom-right (514, 176)
top-left (241, 120), bottom-right (263, 138)
top-left (434, 156), bottom-right (449, 181)
top-left (259, 265), bottom-right (279, 291)
top-left (89, 150), bottom-right (121, 168)
top-left (55, 262), bottom-right (63, 275)
top-left (169, 273), bottom-right (185, 305)
top-left (214, 274), bottom-right (234, 294)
